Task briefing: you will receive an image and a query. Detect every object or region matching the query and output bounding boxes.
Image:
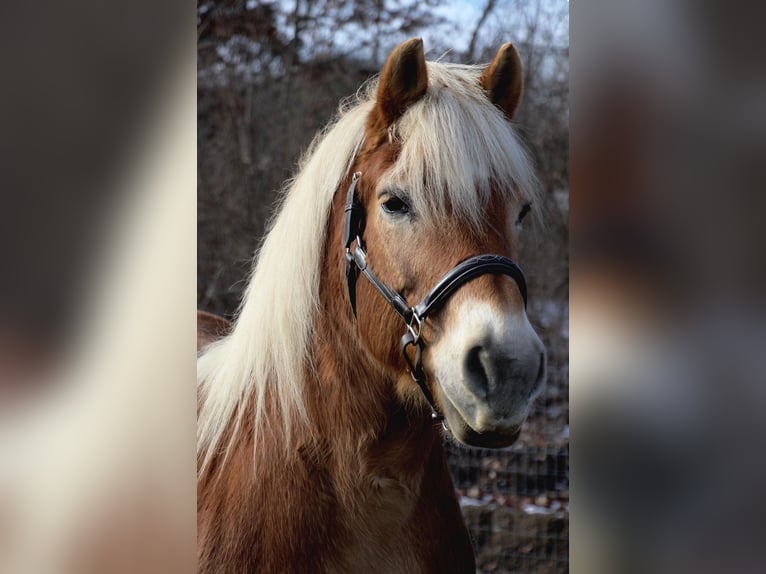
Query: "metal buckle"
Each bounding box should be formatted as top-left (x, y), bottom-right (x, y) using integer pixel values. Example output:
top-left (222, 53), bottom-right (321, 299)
top-left (406, 312), bottom-right (423, 345)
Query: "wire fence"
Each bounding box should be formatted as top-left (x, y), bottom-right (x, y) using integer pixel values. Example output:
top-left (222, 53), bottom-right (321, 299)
top-left (447, 442), bottom-right (569, 573)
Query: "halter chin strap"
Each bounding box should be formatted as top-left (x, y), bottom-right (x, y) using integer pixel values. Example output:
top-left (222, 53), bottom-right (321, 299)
top-left (343, 172), bottom-right (528, 421)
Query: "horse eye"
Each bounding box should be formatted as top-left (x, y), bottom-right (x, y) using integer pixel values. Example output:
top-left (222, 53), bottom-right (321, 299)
top-left (516, 202), bottom-right (531, 225)
top-left (382, 196), bottom-right (410, 215)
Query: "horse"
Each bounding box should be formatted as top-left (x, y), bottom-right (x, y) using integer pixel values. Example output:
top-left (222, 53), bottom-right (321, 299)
top-left (197, 38), bottom-right (546, 573)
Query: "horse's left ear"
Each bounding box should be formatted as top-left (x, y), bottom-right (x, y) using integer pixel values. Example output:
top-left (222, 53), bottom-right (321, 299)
top-left (374, 38), bottom-right (429, 128)
top-left (480, 43), bottom-right (523, 119)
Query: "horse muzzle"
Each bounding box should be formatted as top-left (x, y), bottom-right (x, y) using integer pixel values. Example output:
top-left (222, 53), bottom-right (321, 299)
top-left (429, 301), bottom-right (546, 448)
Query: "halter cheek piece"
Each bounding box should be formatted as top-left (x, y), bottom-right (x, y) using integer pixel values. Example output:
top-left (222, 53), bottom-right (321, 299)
top-left (343, 172), bottom-right (528, 421)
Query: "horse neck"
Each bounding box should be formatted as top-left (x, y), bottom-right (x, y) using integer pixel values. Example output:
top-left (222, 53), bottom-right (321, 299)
top-left (306, 286), bottom-right (441, 480)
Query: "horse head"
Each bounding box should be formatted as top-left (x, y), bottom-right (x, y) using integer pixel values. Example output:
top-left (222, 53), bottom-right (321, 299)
top-left (342, 39), bottom-right (546, 448)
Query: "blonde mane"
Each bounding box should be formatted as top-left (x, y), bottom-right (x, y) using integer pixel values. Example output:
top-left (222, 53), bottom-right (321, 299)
top-left (197, 62), bottom-right (540, 477)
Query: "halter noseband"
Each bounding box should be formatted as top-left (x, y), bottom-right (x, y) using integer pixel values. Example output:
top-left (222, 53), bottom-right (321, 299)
top-left (343, 172), bottom-right (528, 421)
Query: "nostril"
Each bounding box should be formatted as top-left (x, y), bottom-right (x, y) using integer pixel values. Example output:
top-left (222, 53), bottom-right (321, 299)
top-left (463, 345), bottom-right (489, 399)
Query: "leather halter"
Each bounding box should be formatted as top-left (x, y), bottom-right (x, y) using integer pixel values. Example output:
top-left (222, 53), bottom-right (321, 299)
top-left (343, 172), bottom-right (528, 421)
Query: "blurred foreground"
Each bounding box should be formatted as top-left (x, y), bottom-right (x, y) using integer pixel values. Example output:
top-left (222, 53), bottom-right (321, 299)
top-left (0, 2), bottom-right (196, 572)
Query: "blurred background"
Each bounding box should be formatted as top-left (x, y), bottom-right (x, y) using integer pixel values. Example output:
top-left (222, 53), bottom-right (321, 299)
top-left (196, 1), bottom-right (569, 572)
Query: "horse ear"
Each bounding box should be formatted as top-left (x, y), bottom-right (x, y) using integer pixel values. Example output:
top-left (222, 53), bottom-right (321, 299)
top-left (480, 42), bottom-right (523, 119)
top-left (374, 38), bottom-right (428, 128)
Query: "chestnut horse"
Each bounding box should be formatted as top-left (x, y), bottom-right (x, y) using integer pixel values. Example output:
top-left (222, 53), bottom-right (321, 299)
top-left (198, 38), bottom-right (546, 573)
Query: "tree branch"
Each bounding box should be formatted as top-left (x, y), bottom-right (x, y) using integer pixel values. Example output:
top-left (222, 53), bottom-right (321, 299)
top-left (466, 0), bottom-right (498, 62)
